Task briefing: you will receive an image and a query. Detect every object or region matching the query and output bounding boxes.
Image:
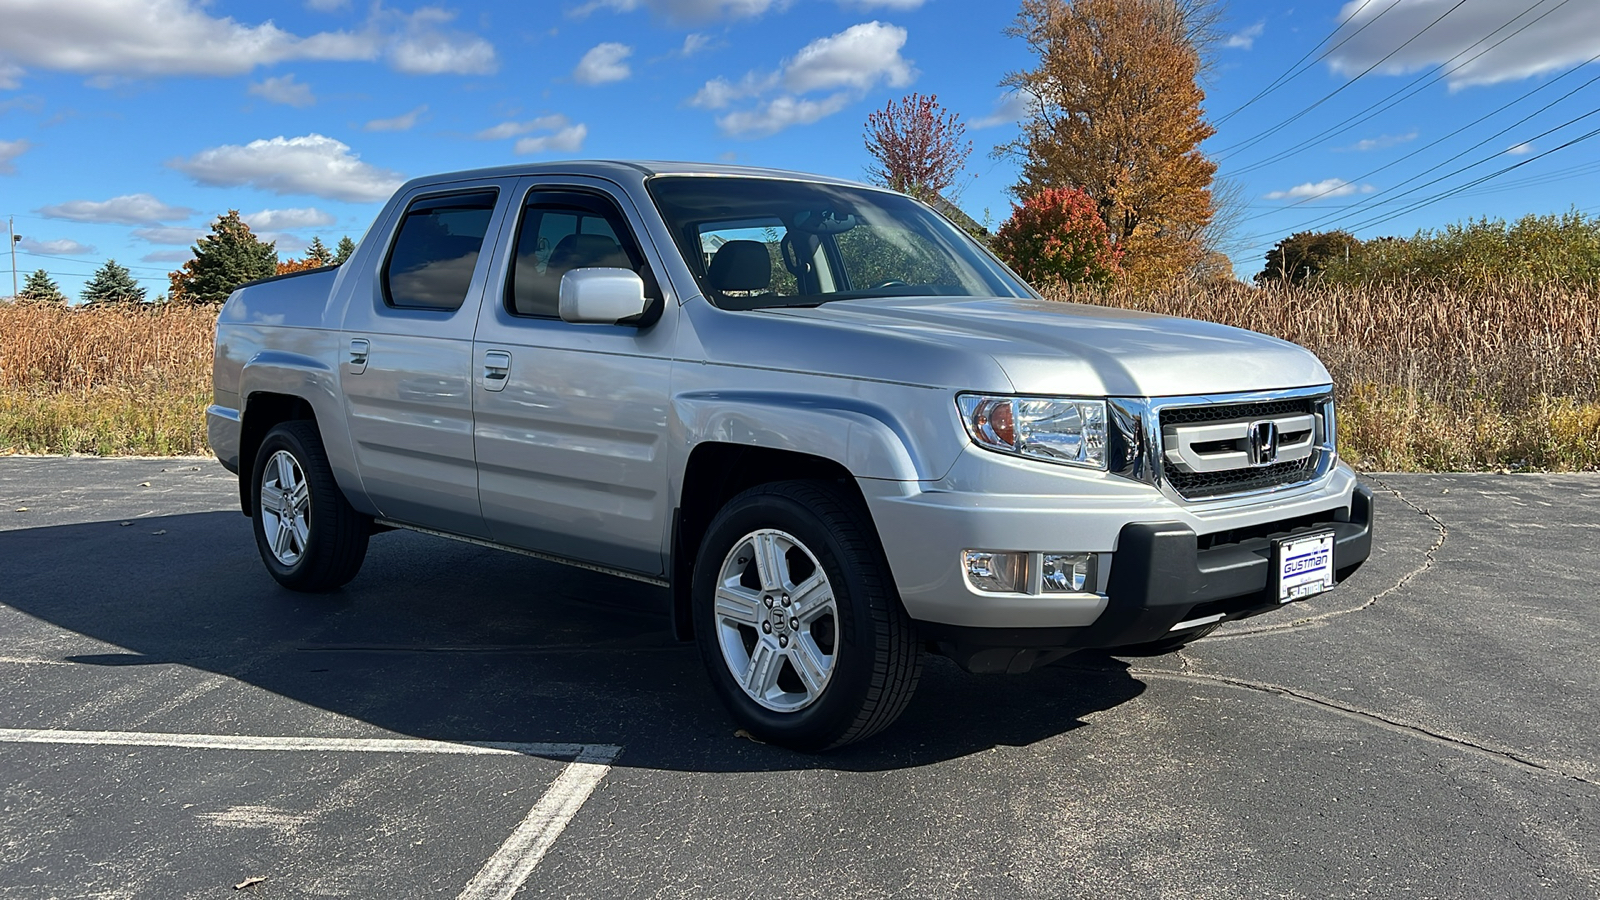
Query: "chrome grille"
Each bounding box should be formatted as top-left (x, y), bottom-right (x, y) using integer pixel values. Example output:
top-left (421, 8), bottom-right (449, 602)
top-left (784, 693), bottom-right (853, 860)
top-left (1157, 393), bottom-right (1331, 500)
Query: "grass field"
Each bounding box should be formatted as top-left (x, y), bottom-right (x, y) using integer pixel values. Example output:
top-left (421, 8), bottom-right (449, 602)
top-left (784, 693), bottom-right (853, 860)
top-left (2, 287), bottom-right (1597, 470)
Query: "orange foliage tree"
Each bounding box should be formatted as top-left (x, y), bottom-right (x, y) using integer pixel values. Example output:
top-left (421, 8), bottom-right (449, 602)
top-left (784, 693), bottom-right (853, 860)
top-left (1001, 0), bottom-right (1218, 285)
top-left (991, 187), bottom-right (1122, 287)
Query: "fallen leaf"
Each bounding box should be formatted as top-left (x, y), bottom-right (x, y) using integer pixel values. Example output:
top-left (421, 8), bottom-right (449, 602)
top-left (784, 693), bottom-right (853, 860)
top-left (138, 482), bottom-right (151, 487)
top-left (234, 876), bottom-right (266, 890)
top-left (14, 508), bottom-right (26, 513)
top-left (120, 521), bottom-right (132, 527)
top-left (733, 729), bottom-right (765, 744)
top-left (151, 530), bottom-right (167, 536)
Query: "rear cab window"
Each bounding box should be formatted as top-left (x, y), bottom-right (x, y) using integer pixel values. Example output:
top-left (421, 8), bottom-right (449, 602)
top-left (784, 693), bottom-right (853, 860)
top-left (382, 190), bottom-right (499, 311)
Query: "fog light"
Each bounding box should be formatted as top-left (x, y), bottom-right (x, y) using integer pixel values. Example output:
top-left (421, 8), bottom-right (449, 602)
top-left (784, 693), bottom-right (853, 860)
top-left (1041, 553), bottom-right (1092, 593)
top-left (963, 550), bottom-right (1025, 593)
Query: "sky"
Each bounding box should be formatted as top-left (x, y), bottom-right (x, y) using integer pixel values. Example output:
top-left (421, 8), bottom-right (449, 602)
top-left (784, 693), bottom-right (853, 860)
top-left (2, 0), bottom-right (1598, 299)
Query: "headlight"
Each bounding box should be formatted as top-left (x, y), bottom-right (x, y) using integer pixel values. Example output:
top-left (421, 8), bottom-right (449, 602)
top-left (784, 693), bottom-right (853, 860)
top-left (957, 394), bottom-right (1107, 469)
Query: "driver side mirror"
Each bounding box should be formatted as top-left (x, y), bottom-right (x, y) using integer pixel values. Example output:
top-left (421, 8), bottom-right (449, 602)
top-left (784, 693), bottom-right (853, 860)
top-left (559, 268), bottom-right (649, 325)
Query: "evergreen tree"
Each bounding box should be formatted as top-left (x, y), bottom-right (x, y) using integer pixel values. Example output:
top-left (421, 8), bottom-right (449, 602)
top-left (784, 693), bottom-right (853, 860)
top-left (18, 268), bottom-right (68, 303)
top-left (333, 235), bottom-right (356, 265)
top-left (81, 260), bottom-right (147, 305)
top-left (305, 236), bottom-right (334, 266)
top-left (168, 210), bottom-right (278, 304)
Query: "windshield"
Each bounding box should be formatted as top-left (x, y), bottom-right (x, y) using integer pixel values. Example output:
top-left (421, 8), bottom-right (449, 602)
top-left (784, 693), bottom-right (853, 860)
top-left (646, 176), bottom-right (1034, 310)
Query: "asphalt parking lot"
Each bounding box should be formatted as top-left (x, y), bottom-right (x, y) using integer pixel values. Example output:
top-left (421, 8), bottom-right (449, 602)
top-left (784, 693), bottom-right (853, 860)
top-left (1, 457), bottom-right (1597, 899)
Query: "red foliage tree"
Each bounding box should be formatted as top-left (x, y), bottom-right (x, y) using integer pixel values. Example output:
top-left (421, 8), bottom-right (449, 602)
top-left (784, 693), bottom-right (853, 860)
top-left (864, 93), bottom-right (972, 201)
top-left (991, 187), bottom-right (1123, 287)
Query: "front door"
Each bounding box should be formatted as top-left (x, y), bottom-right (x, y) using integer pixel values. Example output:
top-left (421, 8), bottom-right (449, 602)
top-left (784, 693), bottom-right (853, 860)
top-left (471, 178), bottom-right (678, 575)
top-left (340, 180), bottom-right (515, 538)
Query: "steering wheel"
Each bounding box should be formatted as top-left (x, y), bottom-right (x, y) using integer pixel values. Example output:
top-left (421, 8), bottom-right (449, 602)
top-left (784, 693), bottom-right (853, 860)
top-left (870, 280), bottom-right (909, 289)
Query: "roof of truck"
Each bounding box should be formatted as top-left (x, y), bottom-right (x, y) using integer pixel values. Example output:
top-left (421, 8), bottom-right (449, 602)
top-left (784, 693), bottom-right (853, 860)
top-left (394, 160), bottom-right (875, 194)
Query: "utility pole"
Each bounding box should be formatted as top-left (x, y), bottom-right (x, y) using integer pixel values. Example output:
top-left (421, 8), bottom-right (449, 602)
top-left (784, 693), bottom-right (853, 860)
top-left (8, 217), bottom-right (17, 300)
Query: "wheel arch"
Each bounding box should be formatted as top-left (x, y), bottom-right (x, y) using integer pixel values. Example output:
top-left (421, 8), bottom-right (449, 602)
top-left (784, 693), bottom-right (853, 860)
top-left (670, 442), bottom-right (880, 641)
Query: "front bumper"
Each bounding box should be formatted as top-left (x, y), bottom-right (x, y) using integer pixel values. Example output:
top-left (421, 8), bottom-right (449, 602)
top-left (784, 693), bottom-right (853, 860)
top-left (864, 463), bottom-right (1374, 672)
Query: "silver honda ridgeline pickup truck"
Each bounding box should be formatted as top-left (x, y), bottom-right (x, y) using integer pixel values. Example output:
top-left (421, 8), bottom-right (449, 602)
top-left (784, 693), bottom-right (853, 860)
top-left (210, 161), bottom-right (1373, 750)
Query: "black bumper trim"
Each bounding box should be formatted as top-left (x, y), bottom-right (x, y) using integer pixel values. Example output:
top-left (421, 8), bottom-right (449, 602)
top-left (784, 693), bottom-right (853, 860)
top-left (920, 483), bottom-right (1375, 670)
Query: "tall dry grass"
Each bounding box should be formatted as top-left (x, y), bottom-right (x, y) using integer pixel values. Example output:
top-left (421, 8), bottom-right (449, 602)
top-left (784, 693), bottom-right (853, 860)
top-left (1048, 281), bottom-right (1600, 471)
top-left (2, 286), bottom-right (1597, 469)
top-left (0, 303), bottom-right (216, 455)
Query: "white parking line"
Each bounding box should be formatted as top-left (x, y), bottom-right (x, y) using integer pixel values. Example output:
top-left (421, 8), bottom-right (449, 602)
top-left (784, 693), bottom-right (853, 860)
top-left (0, 727), bottom-right (622, 896)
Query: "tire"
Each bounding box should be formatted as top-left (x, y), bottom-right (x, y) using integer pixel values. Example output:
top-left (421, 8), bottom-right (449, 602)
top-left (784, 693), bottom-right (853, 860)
top-left (1112, 623), bottom-right (1219, 656)
top-left (692, 481), bottom-right (922, 752)
top-left (251, 420), bottom-right (370, 592)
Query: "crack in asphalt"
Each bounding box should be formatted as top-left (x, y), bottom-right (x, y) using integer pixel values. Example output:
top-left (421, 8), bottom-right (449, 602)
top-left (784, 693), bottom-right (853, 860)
top-left (1130, 668), bottom-right (1597, 787)
top-left (1206, 474), bottom-right (1448, 641)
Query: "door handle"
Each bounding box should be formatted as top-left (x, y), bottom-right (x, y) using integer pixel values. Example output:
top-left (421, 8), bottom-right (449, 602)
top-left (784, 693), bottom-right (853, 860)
top-left (348, 338), bottom-right (370, 374)
top-left (482, 350), bottom-right (511, 392)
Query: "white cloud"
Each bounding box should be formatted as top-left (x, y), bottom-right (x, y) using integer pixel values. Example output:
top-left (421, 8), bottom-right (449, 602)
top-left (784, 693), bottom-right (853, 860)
top-left (1263, 178), bottom-right (1376, 201)
top-left (1225, 21), bottom-right (1265, 50)
top-left (132, 226), bottom-right (206, 245)
top-left (1505, 142), bottom-right (1534, 155)
top-left (783, 22), bottom-right (915, 93)
top-left (717, 93), bottom-right (853, 138)
top-left (1328, 0), bottom-right (1600, 89)
top-left (972, 91), bottom-right (1031, 129)
top-left (514, 124), bottom-right (589, 154)
top-left (249, 74), bottom-right (315, 107)
top-left (680, 33), bottom-right (712, 56)
top-left (691, 21), bottom-right (916, 137)
top-left (366, 105), bottom-right (428, 132)
top-left (0, 138), bottom-right (29, 174)
top-left (573, 42), bottom-right (632, 85)
top-left (39, 193), bottom-right (195, 225)
top-left (170, 134), bottom-right (405, 203)
top-left (0, 64), bottom-right (22, 90)
top-left (1337, 130), bottom-right (1419, 152)
top-left (384, 7), bottom-right (498, 75)
top-left (243, 208), bottom-right (337, 230)
top-left (475, 115), bottom-right (573, 140)
top-left (0, 0), bottom-right (497, 82)
top-left (573, 0), bottom-right (784, 24)
top-left (19, 238), bottom-right (96, 256)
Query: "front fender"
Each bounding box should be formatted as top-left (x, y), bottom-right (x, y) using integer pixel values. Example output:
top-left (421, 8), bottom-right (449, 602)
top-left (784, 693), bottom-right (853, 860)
top-left (673, 390), bottom-right (953, 482)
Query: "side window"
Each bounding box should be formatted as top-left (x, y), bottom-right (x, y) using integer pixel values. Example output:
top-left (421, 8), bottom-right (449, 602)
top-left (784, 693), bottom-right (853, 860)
top-left (382, 190), bottom-right (498, 311)
top-left (507, 191), bottom-right (646, 319)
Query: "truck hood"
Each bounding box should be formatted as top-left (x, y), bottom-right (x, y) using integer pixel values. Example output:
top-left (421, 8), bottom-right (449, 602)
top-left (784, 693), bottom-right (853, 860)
top-left (764, 295), bottom-right (1331, 397)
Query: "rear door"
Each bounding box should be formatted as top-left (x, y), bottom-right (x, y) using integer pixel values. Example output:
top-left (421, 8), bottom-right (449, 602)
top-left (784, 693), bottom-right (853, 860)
top-left (471, 177), bottom-right (679, 575)
top-left (340, 179), bottom-right (516, 538)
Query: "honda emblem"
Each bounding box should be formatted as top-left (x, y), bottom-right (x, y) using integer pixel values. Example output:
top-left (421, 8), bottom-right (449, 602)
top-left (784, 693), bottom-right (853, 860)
top-left (1248, 421), bottom-right (1279, 466)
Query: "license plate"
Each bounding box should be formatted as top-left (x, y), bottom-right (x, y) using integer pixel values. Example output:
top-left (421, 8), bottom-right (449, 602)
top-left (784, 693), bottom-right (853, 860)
top-left (1276, 530), bottom-right (1336, 603)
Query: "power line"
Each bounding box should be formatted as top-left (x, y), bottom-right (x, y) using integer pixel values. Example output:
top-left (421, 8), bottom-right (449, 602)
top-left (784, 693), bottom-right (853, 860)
top-left (16, 249), bottom-right (176, 274)
top-left (1224, 0), bottom-right (1575, 177)
top-left (1215, 0), bottom-right (1473, 158)
top-left (1240, 47), bottom-right (1600, 224)
top-left (1254, 91), bottom-right (1600, 238)
top-left (1211, 0), bottom-right (1398, 126)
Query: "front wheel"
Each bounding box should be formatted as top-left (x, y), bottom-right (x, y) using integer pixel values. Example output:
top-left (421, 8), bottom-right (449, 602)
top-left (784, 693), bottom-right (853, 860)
top-left (692, 481), bottom-right (921, 752)
top-left (251, 421), bottom-right (370, 592)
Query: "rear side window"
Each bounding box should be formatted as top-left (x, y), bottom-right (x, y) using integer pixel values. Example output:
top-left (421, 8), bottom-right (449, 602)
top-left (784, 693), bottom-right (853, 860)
top-left (507, 191), bottom-right (646, 319)
top-left (383, 190), bottom-right (498, 311)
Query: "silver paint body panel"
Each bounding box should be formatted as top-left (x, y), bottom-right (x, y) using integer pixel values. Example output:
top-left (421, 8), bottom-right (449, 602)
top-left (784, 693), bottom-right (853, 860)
top-left (210, 160), bottom-right (1362, 627)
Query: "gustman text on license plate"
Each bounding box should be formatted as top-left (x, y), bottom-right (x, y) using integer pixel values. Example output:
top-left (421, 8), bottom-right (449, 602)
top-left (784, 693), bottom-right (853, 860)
top-left (1278, 531), bottom-right (1335, 603)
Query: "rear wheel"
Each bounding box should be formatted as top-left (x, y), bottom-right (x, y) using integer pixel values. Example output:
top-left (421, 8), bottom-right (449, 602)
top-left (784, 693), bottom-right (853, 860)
top-left (692, 481), bottom-right (921, 751)
top-left (251, 421), bottom-right (370, 592)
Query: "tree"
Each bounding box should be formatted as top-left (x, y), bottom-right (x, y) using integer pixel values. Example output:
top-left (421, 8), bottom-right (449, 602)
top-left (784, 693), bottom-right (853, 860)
top-left (1256, 230), bottom-right (1361, 286)
top-left (1001, 0), bottom-right (1218, 285)
top-left (18, 268), bottom-right (67, 303)
top-left (81, 260), bottom-right (146, 305)
top-left (167, 210), bottom-right (278, 304)
top-left (305, 236), bottom-right (334, 266)
top-left (864, 93), bottom-right (972, 202)
top-left (990, 187), bottom-right (1122, 287)
top-left (333, 236), bottom-right (356, 265)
